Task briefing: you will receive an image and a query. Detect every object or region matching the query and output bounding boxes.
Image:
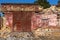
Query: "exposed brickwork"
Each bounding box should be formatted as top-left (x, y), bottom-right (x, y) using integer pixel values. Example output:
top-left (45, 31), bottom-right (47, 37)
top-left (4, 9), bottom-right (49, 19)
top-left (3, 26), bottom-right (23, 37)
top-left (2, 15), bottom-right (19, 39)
top-left (13, 11), bottom-right (33, 32)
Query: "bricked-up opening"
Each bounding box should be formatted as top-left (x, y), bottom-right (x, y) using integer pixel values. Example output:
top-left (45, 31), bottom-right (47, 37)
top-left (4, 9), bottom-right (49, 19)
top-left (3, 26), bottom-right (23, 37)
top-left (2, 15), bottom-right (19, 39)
top-left (13, 11), bottom-right (33, 32)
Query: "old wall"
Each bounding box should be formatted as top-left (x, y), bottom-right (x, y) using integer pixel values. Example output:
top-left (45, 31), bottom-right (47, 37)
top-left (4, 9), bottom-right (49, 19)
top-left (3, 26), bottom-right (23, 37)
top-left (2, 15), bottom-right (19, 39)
top-left (1, 4), bottom-right (41, 32)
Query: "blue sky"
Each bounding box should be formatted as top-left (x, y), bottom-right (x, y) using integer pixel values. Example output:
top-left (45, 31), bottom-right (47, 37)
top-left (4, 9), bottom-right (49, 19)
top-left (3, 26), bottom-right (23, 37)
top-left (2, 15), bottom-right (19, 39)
top-left (48, 0), bottom-right (58, 5)
top-left (0, 0), bottom-right (59, 5)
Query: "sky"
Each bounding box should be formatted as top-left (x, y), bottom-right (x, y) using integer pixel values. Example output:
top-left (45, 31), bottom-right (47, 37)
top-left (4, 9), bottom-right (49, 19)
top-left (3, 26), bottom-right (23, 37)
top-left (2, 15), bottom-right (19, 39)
top-left (48, 0), bottom-right (58, 5)
top-left (0, 0), bottom-right (59, 5)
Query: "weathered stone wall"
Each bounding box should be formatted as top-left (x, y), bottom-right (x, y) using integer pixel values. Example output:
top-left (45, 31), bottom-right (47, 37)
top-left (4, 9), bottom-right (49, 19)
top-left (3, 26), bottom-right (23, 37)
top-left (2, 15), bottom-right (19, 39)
top-left (1, 4), bottom-right (41, 32)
